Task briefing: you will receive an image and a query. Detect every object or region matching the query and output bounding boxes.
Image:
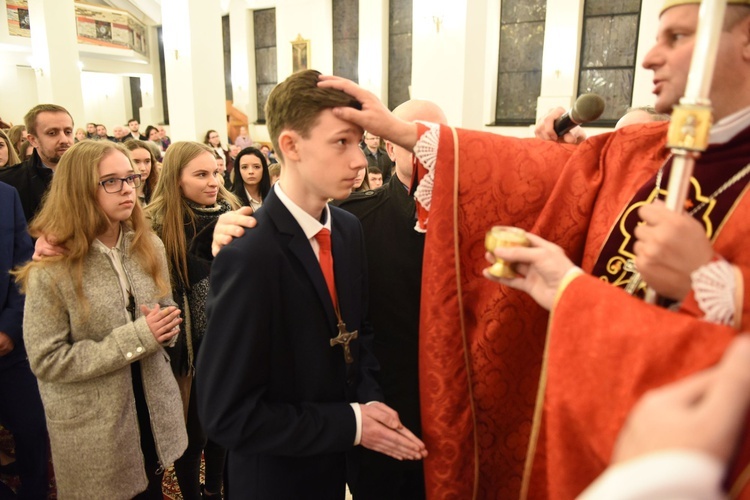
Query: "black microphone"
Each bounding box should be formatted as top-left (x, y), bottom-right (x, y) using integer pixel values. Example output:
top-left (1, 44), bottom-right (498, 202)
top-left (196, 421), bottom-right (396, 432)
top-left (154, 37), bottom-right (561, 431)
top-left (554, 94), bottom-right (605, 137)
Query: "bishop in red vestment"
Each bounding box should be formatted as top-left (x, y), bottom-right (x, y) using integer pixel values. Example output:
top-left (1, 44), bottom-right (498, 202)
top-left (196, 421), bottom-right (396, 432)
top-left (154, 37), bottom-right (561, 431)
top-left (319, 1), bottom-right (750, 498)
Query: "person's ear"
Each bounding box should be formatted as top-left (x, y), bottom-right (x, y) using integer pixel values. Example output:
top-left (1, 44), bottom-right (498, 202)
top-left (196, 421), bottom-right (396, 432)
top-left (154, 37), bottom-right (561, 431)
top-left (27, 134), bottom-right (39, 149)
top-left (278, 131), bottom-right (300, 162)
top-left (385, 140), bottom-right (396, 161)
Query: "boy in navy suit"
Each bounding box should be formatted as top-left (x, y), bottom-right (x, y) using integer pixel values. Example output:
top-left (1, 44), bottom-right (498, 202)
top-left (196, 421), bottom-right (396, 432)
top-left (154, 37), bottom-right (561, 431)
top-left (196, 70), bottom-right (426, 499)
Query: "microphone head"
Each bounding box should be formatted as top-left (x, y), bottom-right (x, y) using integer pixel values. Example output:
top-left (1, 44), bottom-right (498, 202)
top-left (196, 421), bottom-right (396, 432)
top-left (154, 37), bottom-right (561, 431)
top-left (571, 94), bottom-right (605, 123)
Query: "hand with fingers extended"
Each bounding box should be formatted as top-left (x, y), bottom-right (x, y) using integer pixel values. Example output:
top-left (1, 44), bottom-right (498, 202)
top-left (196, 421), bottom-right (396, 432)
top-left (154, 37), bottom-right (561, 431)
top-left (483, 232), bottom-right (578, 310)
top-left (140, 304), bottom-right (182, 344)
top-left (317, 75), bottom-right (419, 151)
top-left (534, 107), bottom-right (587, 145)
top-left (359, 402), bottom-right (428, 461)
top-left (612, 334), bottom-right (750, 465)
top-left (212, 206), bottom-right (257, 256)
top-left (32, 233), bottom-right (68, 261)
top-left (634, 201), bottom-right (714, 301)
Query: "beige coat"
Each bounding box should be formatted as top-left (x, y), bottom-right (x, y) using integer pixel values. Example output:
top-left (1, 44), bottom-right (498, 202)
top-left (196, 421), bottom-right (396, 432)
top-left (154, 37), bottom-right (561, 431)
top-left (23, 232), bottom-right (187, 499)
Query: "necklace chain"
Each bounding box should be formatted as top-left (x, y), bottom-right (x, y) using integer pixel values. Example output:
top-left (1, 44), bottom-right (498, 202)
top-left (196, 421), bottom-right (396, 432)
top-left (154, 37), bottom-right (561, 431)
top-left (654, 157), bottom-right (750, 216)
top-left (625, 157), bottom-right (750, 295)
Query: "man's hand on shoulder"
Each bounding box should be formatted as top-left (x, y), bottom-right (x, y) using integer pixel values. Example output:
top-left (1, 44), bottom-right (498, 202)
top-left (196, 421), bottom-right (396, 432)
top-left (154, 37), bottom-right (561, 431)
top-left (33, 234), bottom-right (67, 261)
top-left (359, 402), bottom-right (427, 461)
top-left (212, 206), bottom-right (257, 256)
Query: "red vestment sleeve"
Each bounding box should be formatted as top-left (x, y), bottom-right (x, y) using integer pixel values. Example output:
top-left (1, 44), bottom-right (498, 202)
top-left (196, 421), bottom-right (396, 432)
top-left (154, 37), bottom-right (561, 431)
top-left (542, 273), bottom-right (748, 498)
top-left (533, 178), bottom-right (750, 498)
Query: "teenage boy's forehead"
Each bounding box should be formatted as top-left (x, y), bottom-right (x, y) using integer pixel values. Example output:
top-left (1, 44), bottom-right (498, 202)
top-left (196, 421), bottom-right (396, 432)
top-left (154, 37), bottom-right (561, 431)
top-left (303, 110), bottom-right (363, 137)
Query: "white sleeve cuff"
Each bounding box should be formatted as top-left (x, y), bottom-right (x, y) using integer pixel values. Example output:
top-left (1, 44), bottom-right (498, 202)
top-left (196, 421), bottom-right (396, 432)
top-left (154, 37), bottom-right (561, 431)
top-left (350, 402), bottom-right (362, 446)
top-left (412, 121), bottom-right (441, 216)
top-left (691, 259), bottom-right (737, 326)
top-left (577, 450), bottom-right (725, 500)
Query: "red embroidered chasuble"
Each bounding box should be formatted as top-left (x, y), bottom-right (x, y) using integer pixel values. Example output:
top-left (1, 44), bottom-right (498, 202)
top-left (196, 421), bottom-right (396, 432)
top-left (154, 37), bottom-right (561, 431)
top-left (419, 120), bottom-right (750, 499)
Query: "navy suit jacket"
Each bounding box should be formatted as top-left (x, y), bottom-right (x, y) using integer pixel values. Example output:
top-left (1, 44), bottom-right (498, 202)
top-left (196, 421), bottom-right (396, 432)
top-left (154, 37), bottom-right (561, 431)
top-left (196, 188), bottom-right (382, 499)
top-left (0, 182), bottom-right (34, 370)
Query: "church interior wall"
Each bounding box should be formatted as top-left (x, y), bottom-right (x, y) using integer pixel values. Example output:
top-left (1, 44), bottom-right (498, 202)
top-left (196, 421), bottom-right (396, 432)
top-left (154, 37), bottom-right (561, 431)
top-left (1, 0), bottom-right (664, 140)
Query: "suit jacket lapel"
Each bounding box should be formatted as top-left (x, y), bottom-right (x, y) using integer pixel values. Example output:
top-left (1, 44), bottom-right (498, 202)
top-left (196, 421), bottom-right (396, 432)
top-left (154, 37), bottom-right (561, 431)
top-left (264, 190), bottom-right (338, 329)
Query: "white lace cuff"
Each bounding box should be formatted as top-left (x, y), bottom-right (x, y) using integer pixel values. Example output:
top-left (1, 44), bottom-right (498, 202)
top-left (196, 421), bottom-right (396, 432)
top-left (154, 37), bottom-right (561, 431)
top-left (690, 258), bottom-right (738, 327)
top-left (412, 121), bottom-right (441, 218)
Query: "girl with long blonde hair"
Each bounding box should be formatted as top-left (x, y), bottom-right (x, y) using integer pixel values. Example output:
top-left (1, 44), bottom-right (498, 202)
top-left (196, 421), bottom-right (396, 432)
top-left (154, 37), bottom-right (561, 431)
top-left (14, 140), bottom-right (187, 499)
top-left (146, 141), bottom-right (239, 500)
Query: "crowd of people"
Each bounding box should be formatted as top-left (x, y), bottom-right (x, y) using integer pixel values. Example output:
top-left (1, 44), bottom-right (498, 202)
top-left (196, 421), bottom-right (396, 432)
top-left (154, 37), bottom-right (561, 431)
top-left (0, 105), bottom-right (285, 498)
top-left (2, 0), bottom-right (750, 499)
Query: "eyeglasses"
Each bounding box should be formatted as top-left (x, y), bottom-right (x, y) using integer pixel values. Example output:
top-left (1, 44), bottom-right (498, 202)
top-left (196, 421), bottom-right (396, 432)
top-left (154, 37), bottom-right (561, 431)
top-left (99, 174), bottom-right (142, 193)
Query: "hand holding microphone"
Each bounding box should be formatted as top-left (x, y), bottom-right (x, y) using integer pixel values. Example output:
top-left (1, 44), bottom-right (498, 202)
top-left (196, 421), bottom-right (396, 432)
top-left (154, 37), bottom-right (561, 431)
top-left (534, 94), bottom-right (605, 144)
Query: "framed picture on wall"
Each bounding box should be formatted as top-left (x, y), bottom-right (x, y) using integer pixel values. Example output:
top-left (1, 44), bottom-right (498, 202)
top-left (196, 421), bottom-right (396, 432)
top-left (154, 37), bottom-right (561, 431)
top-left (292, 34), bottom-right (310, 73)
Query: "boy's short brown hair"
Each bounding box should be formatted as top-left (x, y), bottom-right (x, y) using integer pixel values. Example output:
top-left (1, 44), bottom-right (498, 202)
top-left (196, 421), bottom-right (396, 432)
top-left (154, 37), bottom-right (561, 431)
top-left (265, 70), bottom-right (361, 162)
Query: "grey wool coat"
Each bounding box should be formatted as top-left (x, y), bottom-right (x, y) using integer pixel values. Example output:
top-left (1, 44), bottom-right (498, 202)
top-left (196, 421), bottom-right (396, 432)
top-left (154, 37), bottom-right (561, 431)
top-left (23, 232), bottom-right (187, 499)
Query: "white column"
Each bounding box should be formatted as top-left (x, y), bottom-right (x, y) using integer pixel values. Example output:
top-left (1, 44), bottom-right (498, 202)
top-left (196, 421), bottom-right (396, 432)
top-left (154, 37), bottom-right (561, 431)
top-left (27, 0), bottom-right (85, 125)
top-left (411, 0), bottom-right (473, 125)
top-left (536, 0), bottom-right (585, 121)
top-left (229, 0), bottom-right (254, 119)
top-left (161, 0), bottom-right (227, 143)
top-left (138, 25), bottom-right (165, 127)
top-left (460, 0), bottom-right (492, 129)
top-left (358, 0), bottom-right (389, 101)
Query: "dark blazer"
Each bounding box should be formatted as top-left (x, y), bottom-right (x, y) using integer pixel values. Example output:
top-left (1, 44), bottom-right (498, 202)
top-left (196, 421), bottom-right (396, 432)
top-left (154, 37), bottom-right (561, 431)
top-left (196, 187), bottom-right (382, 499)
top-left (0, 150), bottom-right (53, 222)
top-left (0, 182), bottom-right (34, 370)
top-left (333, 176), bottom-right (426, 492)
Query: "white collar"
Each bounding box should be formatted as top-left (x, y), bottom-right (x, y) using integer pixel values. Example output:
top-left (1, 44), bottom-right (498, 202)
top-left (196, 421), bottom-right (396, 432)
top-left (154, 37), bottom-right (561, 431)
top-left (93, 225), bottom-right (125, 253)
top-left (709, 105), bottom-right (750, 145)
top-left (273, 182), bottom-right (331, 241)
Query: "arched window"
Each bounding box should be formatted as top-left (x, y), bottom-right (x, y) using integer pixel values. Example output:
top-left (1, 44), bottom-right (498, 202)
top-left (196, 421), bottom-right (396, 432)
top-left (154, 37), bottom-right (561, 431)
top-left (254, 8), bottom-right (277, 124)
top-left (333, 0), bottom-right (359, 83)
top-left (578, 0), bottom-right (642, 125)
top-left (388, 0), bottom-right (412, 110)
top-left (495, 0), bottom-right (546, 125)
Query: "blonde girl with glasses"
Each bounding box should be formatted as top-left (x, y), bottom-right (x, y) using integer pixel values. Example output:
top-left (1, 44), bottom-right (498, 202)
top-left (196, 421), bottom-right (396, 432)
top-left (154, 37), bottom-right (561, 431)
top-left (14, 140), bottom-right (188, 499)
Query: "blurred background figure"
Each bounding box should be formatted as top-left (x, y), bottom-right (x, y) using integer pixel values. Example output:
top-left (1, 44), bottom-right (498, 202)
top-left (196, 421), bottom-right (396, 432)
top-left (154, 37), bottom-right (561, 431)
top-left (368, 167), bottom-right (383, 189)
top-left (158, 126), bottom-right (171, 151)
top-left (233, 125), bottom-right (252, 149)
top-left (615, 106), bottom-right (670, 130)
top-left (125, 140), bottom-right (160, 207)
top-left (0, 130), bottom-right (20, 169)
top-left (361, 131), bottom-right (393, 183)
top-left (230, 147), bottom-right (270, 213)
top-left (352, 165), bottom-right (370, 193)
top-left (7, 125), bottom-right (26, 158)
top-left (74, 128), bottom-right (87, 143)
